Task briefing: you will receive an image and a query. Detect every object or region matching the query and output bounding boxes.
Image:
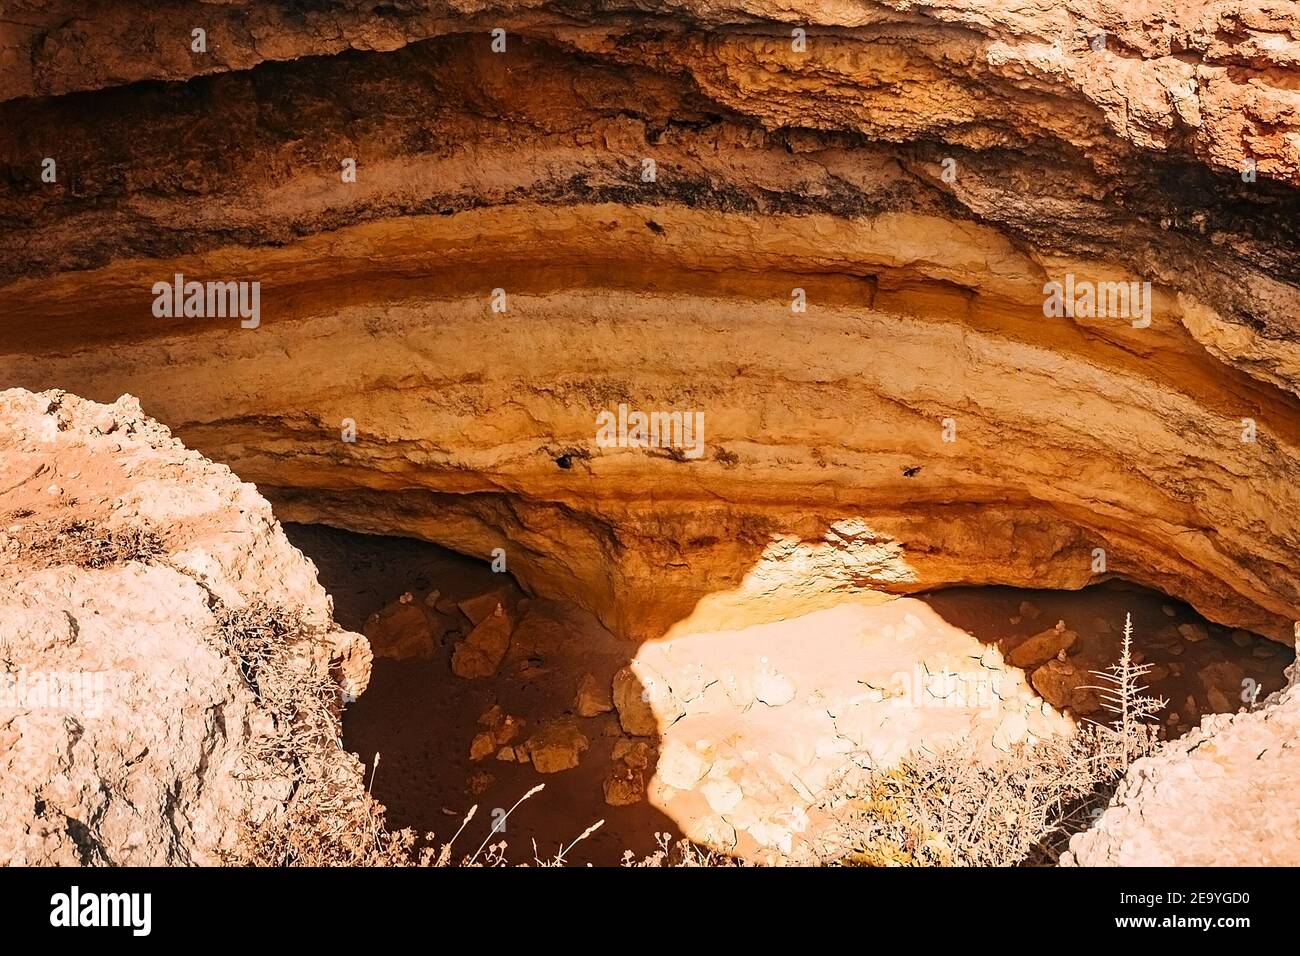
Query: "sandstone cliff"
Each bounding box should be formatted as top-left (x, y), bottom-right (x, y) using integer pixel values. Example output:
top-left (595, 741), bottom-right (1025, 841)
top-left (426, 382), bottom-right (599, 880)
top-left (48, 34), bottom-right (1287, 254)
top-left (3, 2), bottom-right (1298, 645)
top-left (0, 388), bottom-right (370, 865)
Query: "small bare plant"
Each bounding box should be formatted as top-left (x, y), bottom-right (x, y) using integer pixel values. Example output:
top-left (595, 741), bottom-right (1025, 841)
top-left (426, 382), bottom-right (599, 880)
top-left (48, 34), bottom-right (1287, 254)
top-left (1081, 612), bottom-right (1167, 772)
top-left (621, 832), bottom-right (742, 867)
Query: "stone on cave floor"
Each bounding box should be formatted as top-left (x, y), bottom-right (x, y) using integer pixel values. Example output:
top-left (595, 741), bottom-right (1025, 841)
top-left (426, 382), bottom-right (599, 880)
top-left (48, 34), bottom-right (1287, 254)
top-left (612, 665), bottom-right (659, 736)
top-left (603, 765), bottom-right (646, 806)
top-left (363, 600), bottom-right (436, 659)
top-left (469, 731), bottom-right (496, 762)
top-left (604, 736), bottom-right (653, 806)
top-left (612, 737), bottom-right (653, 769)
top-left (575, 672), bottom-right (613, 716)
top-left (1231, 629), bottom-right (1253, 647)
top-left (1018, 600), bottom-right (1041, 620)
top-left (1006, 621), bottom-right (1078, 670)
top-left (451, 605), bottom-right (513, 678)
top-left (467, 771), bottom-right (494, 796)
top-left (1199, 660), bottom-right (1246, 713)
top-left (458, 586), bottom-right (514, 626)
top-left (1030, 659), bottom-right (1101, 715)
top-left (1151, 626), bottom-right (1183, 648)
top-left (476, 704), bottom-right (525, 746)
top-left (1179, 622), bottom-right (1210, 643)
top-left (496, 746), bottom-right (516, 762)
top-left (524, 718), bottom-right (590, 773)
top-left (500, 599), bottom-right (588, 678)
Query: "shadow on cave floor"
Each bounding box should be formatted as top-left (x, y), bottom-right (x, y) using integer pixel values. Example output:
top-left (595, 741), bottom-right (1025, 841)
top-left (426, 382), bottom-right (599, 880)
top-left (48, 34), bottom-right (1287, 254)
top-left (918, 579), bottom-right (1293, 738)
top-left (286, 523), bottom-right (1295, 866)
top-left (283, 522), bottom-right (673, 866)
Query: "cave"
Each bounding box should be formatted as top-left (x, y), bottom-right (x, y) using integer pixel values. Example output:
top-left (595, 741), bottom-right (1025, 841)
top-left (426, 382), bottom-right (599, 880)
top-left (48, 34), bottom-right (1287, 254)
top-left (284, 522), bottom-right (1292, 864)
top-left (3, 0), bottom-right (1299, 867)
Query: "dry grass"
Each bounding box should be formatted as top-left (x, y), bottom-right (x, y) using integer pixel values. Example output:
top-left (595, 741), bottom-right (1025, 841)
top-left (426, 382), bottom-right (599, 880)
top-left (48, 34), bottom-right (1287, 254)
top-left (212, 601), bottom-right (421, 866)
top-left (9, 515), bottom-right (164, 569)
top-left (815, 614), bottom-right (1166, 867)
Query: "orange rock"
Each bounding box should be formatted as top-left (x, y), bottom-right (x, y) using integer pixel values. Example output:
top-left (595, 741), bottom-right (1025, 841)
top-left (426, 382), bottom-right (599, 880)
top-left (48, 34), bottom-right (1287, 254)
top-left (1007, 623), bottom-right (1078, 670)
top-left (451, 609), bottom-right (513, 679)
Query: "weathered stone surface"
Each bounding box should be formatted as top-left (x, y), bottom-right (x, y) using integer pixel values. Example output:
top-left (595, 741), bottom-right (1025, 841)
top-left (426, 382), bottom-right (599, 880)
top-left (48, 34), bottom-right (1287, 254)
top-left (459, 589), bottom-right (511, 627)
top-left (1, 3), bottom-right (1299, 652)
top-left (1065, 665), bottom-right (1300, 866)
top-left (524, 718), bottom-right (590, 774)
top-left (1030, 659), bottom-right (1102, 715)
top-left (575, 672), bottom-right (613, 717)
top-left (0, 388), bottom-right (371, 865)
top-left (612, 666), bottom-right (658, 737)
top-left (364, 601), bottom-right (436, 659)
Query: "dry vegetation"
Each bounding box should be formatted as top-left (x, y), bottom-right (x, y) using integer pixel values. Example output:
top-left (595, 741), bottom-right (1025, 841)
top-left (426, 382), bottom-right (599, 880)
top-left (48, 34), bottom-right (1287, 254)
top-left (5, 513), bottom-right (164, 569)
top-left (815, 615), bottom-right (1166, 866)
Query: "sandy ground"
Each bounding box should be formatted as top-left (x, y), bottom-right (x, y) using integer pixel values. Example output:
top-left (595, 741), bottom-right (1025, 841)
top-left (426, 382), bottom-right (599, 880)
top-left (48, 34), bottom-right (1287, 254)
top-left (287, 523), bottom-right (1293, 865)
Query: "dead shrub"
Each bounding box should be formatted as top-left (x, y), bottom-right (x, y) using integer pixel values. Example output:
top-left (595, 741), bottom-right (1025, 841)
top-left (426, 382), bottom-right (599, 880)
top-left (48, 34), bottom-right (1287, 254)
top-left (816, 613), bottom-right (1165, 867)
top-left (10, 516), bottom-right (164, 569)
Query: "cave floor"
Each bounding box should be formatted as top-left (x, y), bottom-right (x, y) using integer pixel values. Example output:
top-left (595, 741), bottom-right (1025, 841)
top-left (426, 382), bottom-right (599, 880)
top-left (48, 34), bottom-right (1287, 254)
top-left (286, 523), bottom-right (1293, 866)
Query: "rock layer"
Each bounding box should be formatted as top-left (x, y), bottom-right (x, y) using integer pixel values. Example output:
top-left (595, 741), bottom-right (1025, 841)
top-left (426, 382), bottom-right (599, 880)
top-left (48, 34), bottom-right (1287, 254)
top-left (2, 3), bottom-right (1299, 644)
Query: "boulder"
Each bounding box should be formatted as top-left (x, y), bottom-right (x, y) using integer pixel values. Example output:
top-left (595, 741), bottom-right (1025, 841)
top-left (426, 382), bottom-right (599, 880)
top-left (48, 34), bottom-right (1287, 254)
top-left (458, 588), bottom-right (512, 626)
top-left (1007, 621), bottom-right (1077, 670)
top-left (363, 600), bottom-right (435, 659)
top-left (612, 666), bottom-right (659, 736)
top-left (1030, 659), bottom-right (1101, 715)
top-left (525, 718), bottom-right (589, 773)
top-left (451, 607), bottom-right (513, 678)
top-left (575, 672), bottom-right (613, 717)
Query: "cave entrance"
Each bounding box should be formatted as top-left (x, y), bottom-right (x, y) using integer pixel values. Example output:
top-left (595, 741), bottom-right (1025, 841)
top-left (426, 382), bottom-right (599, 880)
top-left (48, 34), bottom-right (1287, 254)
top-left (286, 523), bottom-right (1294, 865)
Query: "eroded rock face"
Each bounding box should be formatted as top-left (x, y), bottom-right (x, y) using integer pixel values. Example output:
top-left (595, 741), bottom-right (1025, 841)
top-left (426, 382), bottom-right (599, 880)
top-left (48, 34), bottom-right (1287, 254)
top-left (0, 388), bottom-right (370, 865)
top-left (1063, 660), bottom-right (1300, 866)
top-left (2, 2), bottom-right (1299, 645)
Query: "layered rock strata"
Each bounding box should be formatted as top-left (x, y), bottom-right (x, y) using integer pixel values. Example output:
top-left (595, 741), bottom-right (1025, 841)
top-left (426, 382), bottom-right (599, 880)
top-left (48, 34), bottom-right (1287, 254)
top-left (1, 3), bottom-right (1298, 643)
